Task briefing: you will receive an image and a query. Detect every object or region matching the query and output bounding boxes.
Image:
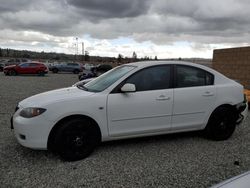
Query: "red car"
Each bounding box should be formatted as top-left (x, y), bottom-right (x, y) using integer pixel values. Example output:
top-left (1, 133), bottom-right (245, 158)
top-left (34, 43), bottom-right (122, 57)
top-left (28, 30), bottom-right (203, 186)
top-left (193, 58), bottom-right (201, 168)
top-left (3, 62), bottom-right (48, 76)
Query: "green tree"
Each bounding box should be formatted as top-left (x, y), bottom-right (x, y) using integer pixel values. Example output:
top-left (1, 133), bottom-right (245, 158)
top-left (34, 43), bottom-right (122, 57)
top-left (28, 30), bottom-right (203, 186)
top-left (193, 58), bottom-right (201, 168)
top-left (132, 51), bottom-right (137, 60)
top-left (84, 51), bottom-right (90, 61)
top-left (118, 54), bottom-right (123, 63)
top-left (0, 48), bottom-right (2, 57)
top-left (154, 56), bottom-right (158, 60)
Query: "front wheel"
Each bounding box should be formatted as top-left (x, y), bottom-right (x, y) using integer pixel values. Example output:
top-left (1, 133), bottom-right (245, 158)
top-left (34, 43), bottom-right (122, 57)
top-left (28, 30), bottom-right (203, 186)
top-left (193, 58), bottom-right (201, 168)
top-left (204, 107), bottom-right (237, 141)
top-left (53, 118), bottom-right (100, 161)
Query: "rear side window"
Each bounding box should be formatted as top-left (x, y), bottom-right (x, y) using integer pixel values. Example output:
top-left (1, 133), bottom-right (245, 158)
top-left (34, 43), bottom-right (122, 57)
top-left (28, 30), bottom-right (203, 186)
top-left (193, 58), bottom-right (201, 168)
top-left (29, 63), bottom-right (38, 67)
top-left (125, 65), bottom-right (171, 92)
top-left (176, 65), bottom-right (214, 88)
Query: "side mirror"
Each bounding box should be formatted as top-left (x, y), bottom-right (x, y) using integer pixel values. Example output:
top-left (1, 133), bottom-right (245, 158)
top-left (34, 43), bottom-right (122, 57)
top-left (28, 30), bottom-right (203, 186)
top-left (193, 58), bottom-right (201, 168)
top-left (121, 83), bottom-right (136, 93)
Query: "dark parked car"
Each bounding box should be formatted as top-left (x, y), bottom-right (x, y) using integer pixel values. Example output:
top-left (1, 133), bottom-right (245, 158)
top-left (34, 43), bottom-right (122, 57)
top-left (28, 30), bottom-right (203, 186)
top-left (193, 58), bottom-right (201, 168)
top-left (78, 64), bottom-right (113, 80)
top-left (0, 63), bottom-right (5, 71)
top-left (49, 63), bottom-right (83, 74)
top-left (3, 62), bottom-right (48, 76)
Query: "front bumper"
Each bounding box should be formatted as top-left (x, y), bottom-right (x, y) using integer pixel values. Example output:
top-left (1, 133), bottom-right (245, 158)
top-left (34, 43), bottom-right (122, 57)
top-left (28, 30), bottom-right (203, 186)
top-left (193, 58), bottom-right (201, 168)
top-left (11, 108), bottom-right (54, 150)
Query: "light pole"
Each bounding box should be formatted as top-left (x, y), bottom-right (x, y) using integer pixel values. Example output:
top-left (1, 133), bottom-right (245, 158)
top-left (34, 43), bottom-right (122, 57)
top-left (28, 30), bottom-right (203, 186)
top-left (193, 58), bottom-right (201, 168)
top-left (76, 37), bottom-right (78, 61)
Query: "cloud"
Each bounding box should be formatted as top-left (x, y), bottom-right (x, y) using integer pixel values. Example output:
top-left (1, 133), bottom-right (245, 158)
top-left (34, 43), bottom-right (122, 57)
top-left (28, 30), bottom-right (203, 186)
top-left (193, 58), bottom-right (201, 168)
top-left (0, 0), bottom-right (249, 58)
top-left (66, 0), bottom-right (150, 20)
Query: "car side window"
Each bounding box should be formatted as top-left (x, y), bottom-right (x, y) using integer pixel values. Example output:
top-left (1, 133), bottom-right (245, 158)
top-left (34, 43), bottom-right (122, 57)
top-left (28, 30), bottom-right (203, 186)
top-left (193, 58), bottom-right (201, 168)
top-left (125, 66), bottom-right (171, 92)
top-left (19, 63), bottom-right (29, 67)
top-left (29, 63), bottom-right (38, 67)
top-left (176, 65), bottom-right (213, 88)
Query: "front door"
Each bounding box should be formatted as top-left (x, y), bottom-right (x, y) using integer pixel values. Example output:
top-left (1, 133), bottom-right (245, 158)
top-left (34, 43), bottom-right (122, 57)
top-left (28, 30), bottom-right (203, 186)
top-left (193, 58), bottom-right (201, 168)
top-left (107, 65), bottom-right (173, 137)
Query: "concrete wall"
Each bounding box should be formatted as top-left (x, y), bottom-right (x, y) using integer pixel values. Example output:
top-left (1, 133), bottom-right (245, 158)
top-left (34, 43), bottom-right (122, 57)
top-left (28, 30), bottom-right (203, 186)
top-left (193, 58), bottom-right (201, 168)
top-left (213, 46), bottom-right (250, 89)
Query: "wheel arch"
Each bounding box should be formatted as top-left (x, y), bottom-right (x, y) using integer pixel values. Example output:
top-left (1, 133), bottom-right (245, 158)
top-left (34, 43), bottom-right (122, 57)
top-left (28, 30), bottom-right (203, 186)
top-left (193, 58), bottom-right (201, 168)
top-left (47, 114), bottom-right (102, 151)
top-left (204, 103), bottom-right (238, 129)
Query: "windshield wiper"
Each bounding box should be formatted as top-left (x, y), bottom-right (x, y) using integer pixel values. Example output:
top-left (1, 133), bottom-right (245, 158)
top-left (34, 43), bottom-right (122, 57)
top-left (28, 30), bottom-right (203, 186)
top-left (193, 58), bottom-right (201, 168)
top-left (77, 84), bottom-right (89, 91)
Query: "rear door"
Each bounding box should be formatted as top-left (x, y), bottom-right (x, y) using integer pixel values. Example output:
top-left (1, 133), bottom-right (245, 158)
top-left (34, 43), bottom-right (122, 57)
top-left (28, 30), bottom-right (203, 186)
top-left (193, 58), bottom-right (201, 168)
top-left (172, 65), bottom-right (216, 130)
top-left (107, 65), bottom-right (174, 137)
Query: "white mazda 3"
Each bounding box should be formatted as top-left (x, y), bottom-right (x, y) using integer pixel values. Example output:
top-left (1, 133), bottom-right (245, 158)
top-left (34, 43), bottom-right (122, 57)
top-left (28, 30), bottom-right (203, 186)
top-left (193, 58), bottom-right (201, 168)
top-left (11, 61), bottom-right (248, 161)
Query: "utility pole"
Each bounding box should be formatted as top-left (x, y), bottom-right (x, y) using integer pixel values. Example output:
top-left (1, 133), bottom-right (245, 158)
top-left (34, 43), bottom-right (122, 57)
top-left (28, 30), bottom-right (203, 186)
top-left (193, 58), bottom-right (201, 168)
top-left (82, 42), bottom-right (84, 56)
top-left (82, 42), bottom-right (84, 61)
top-left (76, 37), bottom-right (78, 60)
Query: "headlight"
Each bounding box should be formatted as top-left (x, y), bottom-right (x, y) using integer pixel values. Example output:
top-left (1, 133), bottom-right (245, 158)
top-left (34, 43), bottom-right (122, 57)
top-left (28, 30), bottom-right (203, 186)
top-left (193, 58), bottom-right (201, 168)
top-left (19, 108), bottom-right (46, 118)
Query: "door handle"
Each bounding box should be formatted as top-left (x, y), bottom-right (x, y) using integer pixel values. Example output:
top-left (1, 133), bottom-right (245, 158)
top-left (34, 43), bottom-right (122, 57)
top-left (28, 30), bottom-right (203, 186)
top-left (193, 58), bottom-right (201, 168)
top-left (202, 91), bottom-right (214, 97)
top-left (156, 95), bottom-right (170, 101)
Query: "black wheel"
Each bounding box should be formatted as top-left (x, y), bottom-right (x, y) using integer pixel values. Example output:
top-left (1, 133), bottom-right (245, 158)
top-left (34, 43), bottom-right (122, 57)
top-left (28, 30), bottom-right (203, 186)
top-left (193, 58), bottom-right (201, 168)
top-left (37, 70), bottom-right (45, 76)
top-left (52, 68), bottom-right (58, 73)
top-left (8, 69), bottom-right (17, 76)
top-left (73, 69), bottom-right (79, 74)
top-left (204, 107), bottom-right (237, 141)
top-left (53, 118), bottom-right (100, 161)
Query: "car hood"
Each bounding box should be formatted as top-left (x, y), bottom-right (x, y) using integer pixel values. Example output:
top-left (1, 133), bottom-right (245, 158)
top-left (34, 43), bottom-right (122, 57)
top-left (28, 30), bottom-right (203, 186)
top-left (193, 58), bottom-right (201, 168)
top-left (19, 87), bottom-right (94, 107)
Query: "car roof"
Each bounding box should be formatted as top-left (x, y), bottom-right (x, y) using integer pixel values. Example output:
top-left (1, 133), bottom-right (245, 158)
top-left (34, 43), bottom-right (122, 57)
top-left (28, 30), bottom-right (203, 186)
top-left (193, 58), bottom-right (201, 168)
top-left (129, 60), bottom-right (204, 67)
top-left (19, 61), bottom-right (44, 65)
top-left (128, 60), bottom-right (214, 72)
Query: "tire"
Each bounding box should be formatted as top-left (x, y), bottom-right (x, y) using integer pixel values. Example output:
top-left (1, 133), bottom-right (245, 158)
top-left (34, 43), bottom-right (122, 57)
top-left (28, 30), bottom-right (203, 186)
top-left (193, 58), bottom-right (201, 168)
top-left (8, 69), bottom-right (17, 76)
top-left (73, 69), bottom-right (79, 74)
top-left (204, 107), bottom-right (237, 141)
top-left (37, 70), bottom-right (45, 76)
top-left (53, 118), bottom-right (100, 161)
top-left (52, 68), bottom-right (58, 73)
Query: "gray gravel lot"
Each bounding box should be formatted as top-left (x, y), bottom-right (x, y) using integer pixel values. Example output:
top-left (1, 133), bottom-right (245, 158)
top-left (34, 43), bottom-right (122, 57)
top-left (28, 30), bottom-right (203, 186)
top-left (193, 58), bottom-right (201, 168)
top-left (0, 73), bottom-right (249, 188)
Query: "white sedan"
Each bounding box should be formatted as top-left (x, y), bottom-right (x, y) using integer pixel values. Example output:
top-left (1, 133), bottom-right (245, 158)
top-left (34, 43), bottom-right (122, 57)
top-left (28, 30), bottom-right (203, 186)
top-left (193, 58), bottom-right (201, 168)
top-left (12, 61), bottom-right (248, 161)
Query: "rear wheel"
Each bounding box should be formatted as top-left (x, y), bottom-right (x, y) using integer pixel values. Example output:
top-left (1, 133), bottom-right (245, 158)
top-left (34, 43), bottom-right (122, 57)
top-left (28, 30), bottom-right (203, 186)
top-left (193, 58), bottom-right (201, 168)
top-left (37, 70), bottom-right (45, 76)
top-left (53, 118), bottom-right (100, 161)
top-left (52, 68), bottom-right (58, 73)
top-left (73, 69), bottom-right (79, 74)
top-left (8, 69), bottom-right (17, 76)
top-left (204, 107), bottom-right (237, 141)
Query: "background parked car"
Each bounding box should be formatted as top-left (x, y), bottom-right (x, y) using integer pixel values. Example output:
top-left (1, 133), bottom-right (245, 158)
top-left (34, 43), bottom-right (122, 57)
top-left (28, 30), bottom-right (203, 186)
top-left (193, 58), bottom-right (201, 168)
top-left (49, 62), bottom-right (83, 74)
top-left (78, 64), bottom-right (113, 80)
top-left (0, 63), bottom-right (5, 71)
top-left (83, 63), bottom-right (95, 70)
top-left (4, 62), bottom-right (48, 76)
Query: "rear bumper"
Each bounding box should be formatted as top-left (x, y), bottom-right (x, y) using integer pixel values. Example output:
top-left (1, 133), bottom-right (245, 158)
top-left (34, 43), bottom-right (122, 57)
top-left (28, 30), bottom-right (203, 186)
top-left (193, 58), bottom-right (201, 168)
top-left (236, 101), bottom-right (248, 124)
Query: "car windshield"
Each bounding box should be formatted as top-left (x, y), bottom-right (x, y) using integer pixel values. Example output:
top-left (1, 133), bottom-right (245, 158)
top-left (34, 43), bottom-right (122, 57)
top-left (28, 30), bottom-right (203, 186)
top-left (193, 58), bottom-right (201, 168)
top-left (78, 65), bottom-right (135, 92)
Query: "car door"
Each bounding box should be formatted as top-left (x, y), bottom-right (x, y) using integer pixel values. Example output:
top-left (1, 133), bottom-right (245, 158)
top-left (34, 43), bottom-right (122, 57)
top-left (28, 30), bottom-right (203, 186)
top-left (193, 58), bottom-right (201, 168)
top-left (18, 63), bottom-right (29, 74)
top-left (107, 65), bottom-right (174, 137)
top-left (29, 63), bottom-right (38, 74)
top-left (172, 65), bottom-right (216, 131)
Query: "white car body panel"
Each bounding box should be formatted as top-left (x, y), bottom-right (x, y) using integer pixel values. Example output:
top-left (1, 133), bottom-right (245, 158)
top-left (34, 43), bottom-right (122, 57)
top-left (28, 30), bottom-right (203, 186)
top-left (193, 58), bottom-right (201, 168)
top-left (211, 171), bottom-right (250, 188)
top-left (12, 61), bottom-right (247, 149)
top-left (172, 85), bottom-right (216, 130)
top-left (107, 89), bottom-right (173, 136)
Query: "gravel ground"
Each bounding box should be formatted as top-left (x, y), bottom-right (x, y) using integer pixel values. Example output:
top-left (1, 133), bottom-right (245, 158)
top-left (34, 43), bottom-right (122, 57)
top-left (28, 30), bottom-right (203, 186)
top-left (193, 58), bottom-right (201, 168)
top-left (0, 73), bottom-right (249, 188)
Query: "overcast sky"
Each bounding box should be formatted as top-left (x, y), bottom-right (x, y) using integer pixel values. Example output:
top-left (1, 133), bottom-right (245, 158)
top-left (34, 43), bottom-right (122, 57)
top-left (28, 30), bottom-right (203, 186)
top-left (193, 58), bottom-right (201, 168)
top-left (0, 0), bottom-right (250, 59)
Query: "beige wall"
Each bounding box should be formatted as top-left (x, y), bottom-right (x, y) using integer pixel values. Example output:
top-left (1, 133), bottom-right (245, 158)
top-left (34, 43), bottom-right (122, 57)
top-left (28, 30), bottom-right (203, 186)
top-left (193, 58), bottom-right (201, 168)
top-left (213, 46), bottom-right (250, 89)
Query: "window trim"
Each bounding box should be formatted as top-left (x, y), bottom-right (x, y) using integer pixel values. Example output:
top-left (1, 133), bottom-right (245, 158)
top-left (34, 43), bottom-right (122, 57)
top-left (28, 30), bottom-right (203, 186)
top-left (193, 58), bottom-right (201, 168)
top-left (173, 65), bottom-right (214, 88)
top-left (111, 64), bottom-right (174, 94)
